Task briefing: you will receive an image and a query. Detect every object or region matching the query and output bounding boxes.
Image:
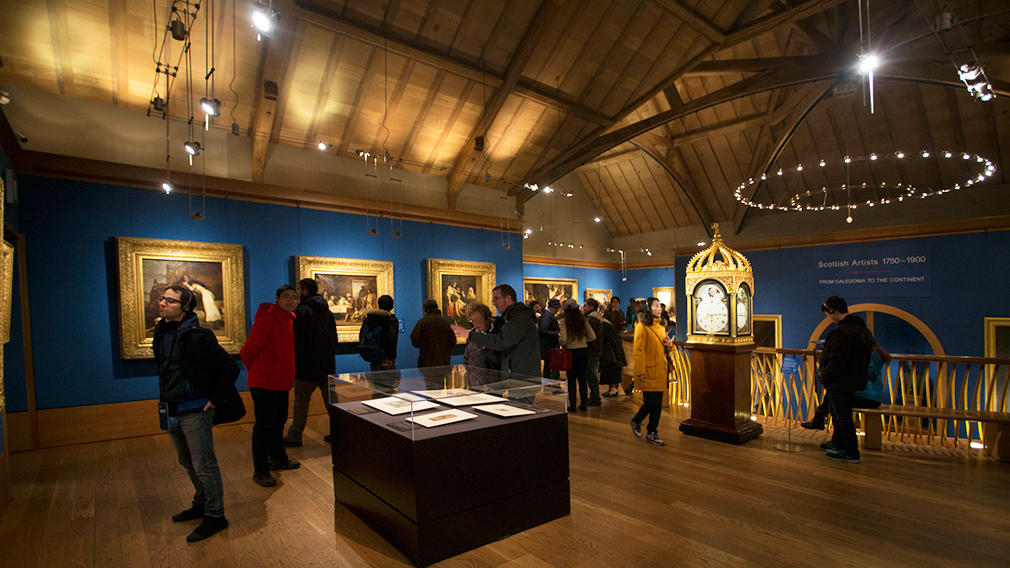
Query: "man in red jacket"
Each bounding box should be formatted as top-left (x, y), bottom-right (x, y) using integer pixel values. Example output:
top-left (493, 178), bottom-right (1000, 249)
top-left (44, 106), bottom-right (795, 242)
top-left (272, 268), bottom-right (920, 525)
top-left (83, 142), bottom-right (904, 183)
top-left (241, 285), bottom-right (301, 487)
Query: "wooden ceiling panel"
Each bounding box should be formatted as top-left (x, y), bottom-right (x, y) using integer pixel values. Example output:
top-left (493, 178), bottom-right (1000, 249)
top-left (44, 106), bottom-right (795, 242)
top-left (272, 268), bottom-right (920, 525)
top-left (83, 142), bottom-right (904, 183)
top-left (275, 24), bottom-right (338, 144)
top-left (521, 0), bottom-right (583, 88)
top-left (446, 1), bottom-right (508, 63)
top-left (592, 2), bottom-right (671, 116)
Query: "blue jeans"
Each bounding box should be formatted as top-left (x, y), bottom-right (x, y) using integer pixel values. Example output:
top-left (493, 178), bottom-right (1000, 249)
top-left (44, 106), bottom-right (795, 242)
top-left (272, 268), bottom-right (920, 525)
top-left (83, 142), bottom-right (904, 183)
top-left (168, 408), bottom-right (224, 518)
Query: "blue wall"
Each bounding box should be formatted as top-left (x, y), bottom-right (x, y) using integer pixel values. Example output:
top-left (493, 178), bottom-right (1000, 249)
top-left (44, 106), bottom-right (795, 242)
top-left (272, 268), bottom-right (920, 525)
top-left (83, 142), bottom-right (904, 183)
top-left (627, 232), bottom-right (1010, 357)
top-left (8, 176), bottom-right (522, 410)
top-left (521, 263), bottom-right (621, 301)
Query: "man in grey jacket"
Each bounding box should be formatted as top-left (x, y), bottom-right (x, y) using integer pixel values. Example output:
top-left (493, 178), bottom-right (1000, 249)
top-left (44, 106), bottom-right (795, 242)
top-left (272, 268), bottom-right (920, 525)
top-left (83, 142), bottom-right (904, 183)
top-left (464, 284), bottom-right (540, 379)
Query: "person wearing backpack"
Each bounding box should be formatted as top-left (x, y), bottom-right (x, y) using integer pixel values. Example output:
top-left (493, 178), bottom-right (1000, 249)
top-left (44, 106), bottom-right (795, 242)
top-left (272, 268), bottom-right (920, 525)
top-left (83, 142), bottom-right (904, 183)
top-left (154, 285), bottom-right (235, 542)
top-left (283, 278), bottom-right (338, 447)
top-left (360, 294), bottom-right (399, 371)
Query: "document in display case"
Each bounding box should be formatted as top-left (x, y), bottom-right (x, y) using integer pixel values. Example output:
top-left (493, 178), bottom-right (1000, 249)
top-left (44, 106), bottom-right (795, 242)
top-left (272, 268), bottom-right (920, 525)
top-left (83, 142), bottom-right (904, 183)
top-left (327, 365), bottom-right (569, 566)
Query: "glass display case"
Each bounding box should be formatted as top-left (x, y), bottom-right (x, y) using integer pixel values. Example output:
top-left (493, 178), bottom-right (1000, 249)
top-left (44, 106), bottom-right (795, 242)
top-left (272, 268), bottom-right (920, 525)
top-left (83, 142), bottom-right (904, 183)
top-left (327, 365), bottom-right (570, 566)
top-left (328, 365), bottom-right (567, 440)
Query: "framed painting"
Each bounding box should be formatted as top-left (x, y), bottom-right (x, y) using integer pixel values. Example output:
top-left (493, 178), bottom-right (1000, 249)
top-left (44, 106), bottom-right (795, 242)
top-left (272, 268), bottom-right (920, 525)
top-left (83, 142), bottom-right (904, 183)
top-left (523, 277), bottom-right (578, 308)
top-left (297, 256), bottom-right (394, 343)
top-left (585, 288), bottom-right (612, 305)
top-left (426, 259), bottom-right (496, 343)
top-left (653, 286), bottom-right (677, 321)
top-left (0, 240), bottom-right (13, 344)
top-left (117, 237), bottom-right (246, 359)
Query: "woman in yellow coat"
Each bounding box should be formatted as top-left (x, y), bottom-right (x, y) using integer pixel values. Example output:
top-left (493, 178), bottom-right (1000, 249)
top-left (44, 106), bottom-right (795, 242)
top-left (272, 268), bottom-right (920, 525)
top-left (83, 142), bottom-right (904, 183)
top-left (631, 297), bottom-right (673, 446)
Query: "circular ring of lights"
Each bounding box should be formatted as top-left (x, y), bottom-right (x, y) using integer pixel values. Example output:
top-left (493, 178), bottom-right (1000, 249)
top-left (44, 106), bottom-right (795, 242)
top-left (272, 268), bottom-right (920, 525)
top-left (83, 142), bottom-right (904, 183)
top-left (732, 150), bottom-right (996, 222)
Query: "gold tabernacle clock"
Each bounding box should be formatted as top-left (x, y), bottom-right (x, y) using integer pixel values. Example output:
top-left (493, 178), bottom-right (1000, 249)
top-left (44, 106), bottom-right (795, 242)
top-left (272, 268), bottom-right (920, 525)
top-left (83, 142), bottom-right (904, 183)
top-left (685, 223), bottom-right (754, 344)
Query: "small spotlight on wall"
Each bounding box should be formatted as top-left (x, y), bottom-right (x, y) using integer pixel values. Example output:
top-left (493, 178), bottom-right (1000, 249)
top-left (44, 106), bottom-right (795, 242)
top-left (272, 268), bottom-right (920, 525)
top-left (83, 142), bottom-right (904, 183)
top-left (251, 3), bottom-right (280, 41)
top-left (593, 216), bottom-right (601, 223)
top-left (317, 141), bottom-right (329, 151)
top-left (200, 97), bottom-right (221, 117)
top-left (184, 141), bottom-right (201, 165)
top-left (161, 182), bottom-right (173, 194)
top-left (856, 53), bottom-right (880, 75)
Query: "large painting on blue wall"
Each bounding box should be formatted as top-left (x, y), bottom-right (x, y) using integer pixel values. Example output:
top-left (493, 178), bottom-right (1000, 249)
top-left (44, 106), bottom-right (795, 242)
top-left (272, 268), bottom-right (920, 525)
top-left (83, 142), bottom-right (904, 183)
top-left (116, 237), bottom-right (246, 359)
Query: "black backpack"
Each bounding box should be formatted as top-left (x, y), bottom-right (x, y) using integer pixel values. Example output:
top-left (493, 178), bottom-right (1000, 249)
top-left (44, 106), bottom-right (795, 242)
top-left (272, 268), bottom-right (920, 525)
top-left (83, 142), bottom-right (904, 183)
top-left (308, 306), bottom-right (338, 355)
top-left (179, 327), bottom-right (245, 425)
top-left (358, 320), bottom-right (385, 363)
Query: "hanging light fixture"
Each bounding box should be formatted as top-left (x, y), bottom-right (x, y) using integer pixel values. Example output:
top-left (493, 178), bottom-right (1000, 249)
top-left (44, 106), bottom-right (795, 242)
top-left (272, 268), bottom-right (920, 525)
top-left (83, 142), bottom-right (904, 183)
top-left (251, 2), bottom-right (280, 41)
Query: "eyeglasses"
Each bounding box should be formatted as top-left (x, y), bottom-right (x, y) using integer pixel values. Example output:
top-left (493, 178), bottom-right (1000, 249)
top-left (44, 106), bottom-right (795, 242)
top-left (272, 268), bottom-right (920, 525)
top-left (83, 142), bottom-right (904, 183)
top-left (158, 296), bottom-right (182, 305)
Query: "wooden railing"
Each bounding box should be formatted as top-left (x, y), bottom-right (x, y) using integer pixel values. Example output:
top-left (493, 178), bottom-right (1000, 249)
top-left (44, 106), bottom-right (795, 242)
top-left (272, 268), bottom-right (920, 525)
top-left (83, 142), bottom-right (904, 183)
top-left (748, 347), bottom-right (1010, 449)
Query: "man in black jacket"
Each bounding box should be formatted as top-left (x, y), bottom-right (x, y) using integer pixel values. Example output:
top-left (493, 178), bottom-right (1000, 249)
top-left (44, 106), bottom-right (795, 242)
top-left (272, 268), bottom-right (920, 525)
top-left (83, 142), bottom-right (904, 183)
top-left (284, 278), bottom-right (337, 446)
top-left (818, 296), bottom-right (874, 463)
top-left (154, 285), bottom-right (229, 542)
top-left (361, 294), bottom-right (399, 371)
top-left (539, 298), bottom-right (561, 380)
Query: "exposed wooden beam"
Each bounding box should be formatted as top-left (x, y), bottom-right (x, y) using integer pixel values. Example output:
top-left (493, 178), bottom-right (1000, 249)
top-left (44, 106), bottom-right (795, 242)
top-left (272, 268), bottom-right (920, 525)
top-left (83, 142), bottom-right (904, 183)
top-left (108, 0), bottom-right (130, 106)
top-left (293, 1), bottom-right (610, 126)
top-left (628, 141), bottom-right (715, 233)
top-left (671, 112), bottom-right (767, 146)
top-left (523, 66), bottom-right (851, 199)
top-left (653, 0), bottom-right (725, 43)
top-left (685, 55), bottom-right (843, 76)
top-left (723, 0), bottom-right (849, 48)
top-left (732, 79), bottom-right (839, 233)
top-left (46, 0), bottom-right (75, 96)
top-left (445, 0), bottom-right (560, 208)
top-left (13, 148), bottom-right (522, 232)
top-left (250, 0), bottom-right (297, 183)
top-left (730, 0), bottom-right (776, 29)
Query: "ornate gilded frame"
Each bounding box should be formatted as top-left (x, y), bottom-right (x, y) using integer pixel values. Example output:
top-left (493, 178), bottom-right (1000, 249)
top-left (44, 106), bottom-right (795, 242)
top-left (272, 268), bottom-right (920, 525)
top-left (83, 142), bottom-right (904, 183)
top-left (117, 237), bottom-right (246, 359)
top-left (523, 277), bottom-right (578, 308)
top-left (426, 259), bottom-right (496, 344)
top-left (652, 286), bottom-right (676, 321)
top-left (585, 288), bottom-right (612, 304)
top-left (0, 240), bottom-right (13, 344)
top-left (296, 255), bottom-right (394, 343)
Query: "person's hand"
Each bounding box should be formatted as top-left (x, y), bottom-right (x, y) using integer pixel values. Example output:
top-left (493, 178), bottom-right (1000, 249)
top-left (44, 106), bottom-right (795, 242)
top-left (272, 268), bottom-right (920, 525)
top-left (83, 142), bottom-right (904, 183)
top-left (203, 401), bottom-right (215, 411)
top-left (450, 324), bottom-right (469, 337)
top-left (381, 359), bottom-right (394, 369)
top-left (636, 374), bottom-right (645, 381)
top-left (662, 337), bottom-right (674, 348)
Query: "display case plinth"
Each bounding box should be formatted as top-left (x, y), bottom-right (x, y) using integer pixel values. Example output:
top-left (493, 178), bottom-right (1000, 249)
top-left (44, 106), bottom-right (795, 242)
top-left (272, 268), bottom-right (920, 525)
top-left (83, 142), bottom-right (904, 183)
top-left (328, 366), bottom-right (570, 566)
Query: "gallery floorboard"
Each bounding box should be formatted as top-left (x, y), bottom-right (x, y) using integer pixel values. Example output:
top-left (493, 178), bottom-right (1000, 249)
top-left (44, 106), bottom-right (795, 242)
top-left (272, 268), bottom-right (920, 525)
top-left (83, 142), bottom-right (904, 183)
top-left (1, 395), bottom-right (1007, 567)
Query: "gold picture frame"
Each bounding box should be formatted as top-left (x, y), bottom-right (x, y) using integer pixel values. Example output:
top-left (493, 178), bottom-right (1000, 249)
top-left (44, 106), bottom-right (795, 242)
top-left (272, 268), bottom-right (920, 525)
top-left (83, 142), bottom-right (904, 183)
top-left (426, 259), bottom-right (496, 344)
top-left (0, 240), bottom-right (13, 344)
top-left (296, 255), bottom-right (394, 343)
top-left (523, 277), bottom-right (578, 308)
top-left (653, 286), bottom-right (676, 321)
top-left (585, 288), bottom-right (612, 304)
top-left (117, 237), bottom-right (246, 359)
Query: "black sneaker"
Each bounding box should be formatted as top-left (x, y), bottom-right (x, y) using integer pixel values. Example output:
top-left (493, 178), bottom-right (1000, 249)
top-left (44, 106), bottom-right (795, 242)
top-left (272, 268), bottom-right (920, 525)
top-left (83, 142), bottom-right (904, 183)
top-left (820, 441), bottom-right (837, 452)
top-left (630, 419), bottom-right (642, 438)
top-left (586, 401), bottom-right (602, 406)
top-left (646, 432), bottom-right (665, 446)
top-left (323, 434), bottom-right (333, 443)
top-left (567, 405), bottom-right (577, 412)
top-left (253, 472), bottom-right (276, 487)
top-left (825, 450), bottom-right (860, 463)
top-left (282, 435), bottom-right (302, 448)
top-left (800, 419), bottom-right (826, 430)
top-left (186, 515), bottom-right (229, 542)
top-left (172, 505), bottom-right (204, 522)
top-left (269, 458), bottom-right (301, 471)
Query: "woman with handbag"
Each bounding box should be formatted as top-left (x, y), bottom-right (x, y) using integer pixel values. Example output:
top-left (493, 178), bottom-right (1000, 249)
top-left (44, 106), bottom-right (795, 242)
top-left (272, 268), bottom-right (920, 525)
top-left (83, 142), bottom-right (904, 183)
top-left (559, 298), bottom-right (596, 411)
top-left (630, 297), bottom-right (673, 446)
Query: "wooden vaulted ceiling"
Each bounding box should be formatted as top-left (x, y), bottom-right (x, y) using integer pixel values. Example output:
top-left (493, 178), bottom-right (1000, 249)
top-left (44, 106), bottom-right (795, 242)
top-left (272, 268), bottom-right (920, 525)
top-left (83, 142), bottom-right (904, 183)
top-left (0, 0), bottom-right (1008, 239)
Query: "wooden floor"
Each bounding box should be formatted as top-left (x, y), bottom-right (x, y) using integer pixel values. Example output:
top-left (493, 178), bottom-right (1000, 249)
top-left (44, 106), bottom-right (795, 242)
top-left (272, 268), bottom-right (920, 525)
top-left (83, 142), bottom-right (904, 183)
top-left (1, 396), bottom-right (1008, 567)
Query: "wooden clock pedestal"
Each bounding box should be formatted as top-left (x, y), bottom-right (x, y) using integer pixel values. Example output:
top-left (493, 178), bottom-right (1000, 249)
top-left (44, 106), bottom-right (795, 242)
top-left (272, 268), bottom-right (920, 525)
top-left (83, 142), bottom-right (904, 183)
top-left (679, 341), bottom-right (763, 444)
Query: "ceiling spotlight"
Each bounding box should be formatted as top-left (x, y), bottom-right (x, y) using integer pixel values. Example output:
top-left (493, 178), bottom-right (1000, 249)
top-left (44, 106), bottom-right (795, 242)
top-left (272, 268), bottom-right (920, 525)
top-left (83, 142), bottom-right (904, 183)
top-left (200, 97), bottom-right (221, 117)
top-left (594, 216), bottom-right (602, 223)
top-left (895, 151), bottom-right (904, 158)
top-left (169, 18), bottom-right (188, 41)
top-left (869, 153), bottom-right (878, 161)
top-left (856, 53), bottom-right (880, 75)
top-left (796, 165), bottom-right (803, 171)
top-left (151, 96), bottom-right (166, 112)
top-left (252, 3), bottom-right (280, 40)
top-left (843, 155), bottom-right (851, 164)
top-left (921, 150), bottom-right (930, 158)
top-left (317, 141), bottom-right (328, 151)
top-left (961, 152), bottom-right (971, 160)
top-left (542, 186), bottom-right (553, 194)
top-left (161, 182), bottom-right (173, 194)
top-left (819, 159), bottom-right (826, 167)
top-left (846, 215), bottom-right (853, 224)
top-left (184, 141), bottom-right (201, 156)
